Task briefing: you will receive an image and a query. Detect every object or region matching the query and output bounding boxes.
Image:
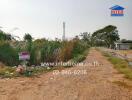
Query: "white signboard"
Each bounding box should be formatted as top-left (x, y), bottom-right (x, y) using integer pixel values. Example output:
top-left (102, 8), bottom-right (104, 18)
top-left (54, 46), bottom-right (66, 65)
top-left (19, 52), bottom-right (30, 60)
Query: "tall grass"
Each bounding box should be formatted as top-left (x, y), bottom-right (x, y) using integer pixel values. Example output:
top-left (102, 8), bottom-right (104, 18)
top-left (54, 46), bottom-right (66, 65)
top-left (40, 39), bottom-right (89, 63)
top-left (0, 37), bottom-right (89, 66)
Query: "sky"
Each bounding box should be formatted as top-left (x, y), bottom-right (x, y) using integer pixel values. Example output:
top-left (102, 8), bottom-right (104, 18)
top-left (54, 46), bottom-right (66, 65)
top-left (0, 0), bottom-right (132, 40)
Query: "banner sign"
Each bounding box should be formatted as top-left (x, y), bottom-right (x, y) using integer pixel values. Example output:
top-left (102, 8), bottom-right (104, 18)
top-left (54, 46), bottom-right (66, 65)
top-left (19, 52), bottom-right (30, 60)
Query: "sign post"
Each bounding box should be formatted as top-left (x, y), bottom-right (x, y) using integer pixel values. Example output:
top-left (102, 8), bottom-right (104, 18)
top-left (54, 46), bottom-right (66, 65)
top-left (19, 52), bottom-right (30, 70)
top-left (19, 52), bottom-right (30, 61)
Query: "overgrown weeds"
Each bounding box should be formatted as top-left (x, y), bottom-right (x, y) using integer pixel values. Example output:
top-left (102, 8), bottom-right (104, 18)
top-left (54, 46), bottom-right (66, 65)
top-left (102, 50), bottom-right (132, 80)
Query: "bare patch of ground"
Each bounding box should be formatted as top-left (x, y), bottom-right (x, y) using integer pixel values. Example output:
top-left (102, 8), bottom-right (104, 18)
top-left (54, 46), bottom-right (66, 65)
top-left (0, 49), bottom-right (132, 100)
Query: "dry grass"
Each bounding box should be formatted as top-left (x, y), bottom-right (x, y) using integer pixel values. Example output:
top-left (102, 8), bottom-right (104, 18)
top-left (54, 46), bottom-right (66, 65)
top-left (108, 57), bottom-right (132, 80)
top-left (101, 50), bottom-right (132, 80)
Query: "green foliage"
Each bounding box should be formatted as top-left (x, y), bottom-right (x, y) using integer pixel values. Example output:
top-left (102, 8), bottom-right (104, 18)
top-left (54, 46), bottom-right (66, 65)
top-left (0, 30), bottom-right (12, 41)
top-left (0, 28), bottom-right (90, 78)
top-left (80, 32), bottom-right (94, 46)
top-left (0, 41), bottom-right (19, 66)
top-left (0, 30), bottom-right (89, 67)
top-left (40, 39), bottom-right (89, 63)
top-left (29, 45), bottom-right (36, 65)
top-left (108, 57), bottom-right (122, 65)
top-left (73, 54), bottom-right (86, 62)
top-left (24, 33), bottom-right (32, 42)
top-left (72, 39), bottom-right (88, 58)
top-left (41, 40), bottom-right (61, 62)
top-left (26, 40), bottom-right (32, 52)
top-left (92, 25), bottom-right (120, 48)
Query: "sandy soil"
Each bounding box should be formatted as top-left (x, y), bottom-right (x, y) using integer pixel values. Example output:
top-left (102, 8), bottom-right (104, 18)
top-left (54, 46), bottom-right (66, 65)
top-left (0, 49), bottom-right (132, 100)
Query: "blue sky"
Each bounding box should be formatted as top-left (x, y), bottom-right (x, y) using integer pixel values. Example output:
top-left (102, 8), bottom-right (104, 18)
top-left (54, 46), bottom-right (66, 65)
top-left (0, 0), bottom-right (131, 40)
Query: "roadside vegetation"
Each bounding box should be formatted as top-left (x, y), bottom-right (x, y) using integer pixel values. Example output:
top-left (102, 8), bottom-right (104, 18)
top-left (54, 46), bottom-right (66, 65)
top-left (102, 51), bottom-right (132, 80)
top-left (0, 66), bottom-right (63, 78)
top-left (0, 30), bottom-right (90, 78)
top-left (1, 25), bottom-right (130, 78)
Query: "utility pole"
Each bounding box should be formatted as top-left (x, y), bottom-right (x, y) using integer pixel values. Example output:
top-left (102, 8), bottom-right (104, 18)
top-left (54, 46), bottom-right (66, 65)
top-left (62, 22), bottom-right (65, 41)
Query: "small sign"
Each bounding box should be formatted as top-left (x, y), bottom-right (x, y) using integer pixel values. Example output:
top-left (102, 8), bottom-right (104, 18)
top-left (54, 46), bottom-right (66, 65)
top-left (19, 52), bottom-right (30, 60)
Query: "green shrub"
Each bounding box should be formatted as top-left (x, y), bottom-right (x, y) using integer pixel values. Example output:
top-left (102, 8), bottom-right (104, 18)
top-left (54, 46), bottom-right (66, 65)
top-left (0, 41), bottom-right (19, 66)
top-left (73, 54), bottom-right (86, 62)
top-left (41, 41), bottom-right (61, 62)
top-left (72, 40), bottom-right (88, 58)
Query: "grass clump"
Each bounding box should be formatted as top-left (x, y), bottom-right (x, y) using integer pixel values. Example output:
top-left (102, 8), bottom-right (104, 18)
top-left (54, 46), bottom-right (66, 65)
top-left (0, 67), bottom-right (18, 78)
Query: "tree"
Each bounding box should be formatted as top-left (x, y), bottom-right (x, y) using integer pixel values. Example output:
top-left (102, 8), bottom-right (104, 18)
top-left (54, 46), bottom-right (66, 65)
top-left (0, 30), bottom-right (12, 41)
top-left (92, 25), bottom-right (120, 48)
top-left (80, 32), bottom-right (95, 46)
top-left (23, 33), bottom-right (33, 51)
top-left (24, 33), bottom-right (32, 42)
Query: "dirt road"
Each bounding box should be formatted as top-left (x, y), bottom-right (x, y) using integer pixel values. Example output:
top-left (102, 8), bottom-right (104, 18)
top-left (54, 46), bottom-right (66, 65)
top-left (0, 49), bottom-right (132, 100)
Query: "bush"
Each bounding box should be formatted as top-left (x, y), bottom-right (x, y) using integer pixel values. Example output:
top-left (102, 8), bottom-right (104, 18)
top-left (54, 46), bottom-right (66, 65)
top-left (0, 41), bottom-right (19, 66)
top-left (59, 41), bottom-right (74, 62)
top-left (41, 41), bottom-right (61, 62)
top-left (72, 40), bottom-right (88, 58)
top-left (40, 39), bottom-right (89, 63)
